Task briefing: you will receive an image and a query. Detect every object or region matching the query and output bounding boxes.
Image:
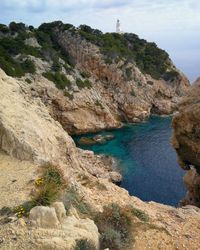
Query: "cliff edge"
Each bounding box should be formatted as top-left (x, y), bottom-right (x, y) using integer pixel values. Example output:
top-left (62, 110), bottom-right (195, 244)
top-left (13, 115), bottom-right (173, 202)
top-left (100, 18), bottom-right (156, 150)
top-left (172, 78), bottom-right (200, 207)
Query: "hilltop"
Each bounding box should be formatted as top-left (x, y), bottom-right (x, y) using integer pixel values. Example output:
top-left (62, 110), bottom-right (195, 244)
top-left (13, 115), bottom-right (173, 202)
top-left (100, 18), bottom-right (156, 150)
top-left (0, 21), bottom-right (189, 134)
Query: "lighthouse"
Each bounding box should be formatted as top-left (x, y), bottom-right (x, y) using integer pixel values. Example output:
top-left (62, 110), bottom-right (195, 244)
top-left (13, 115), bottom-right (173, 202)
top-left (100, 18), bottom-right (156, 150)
top-left (116, 19), bottom-right (122, 34)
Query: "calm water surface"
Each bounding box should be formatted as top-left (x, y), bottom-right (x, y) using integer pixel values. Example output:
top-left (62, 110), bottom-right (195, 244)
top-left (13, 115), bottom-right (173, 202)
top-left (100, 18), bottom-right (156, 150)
top-left (73, 116), bottom-right (186, 206)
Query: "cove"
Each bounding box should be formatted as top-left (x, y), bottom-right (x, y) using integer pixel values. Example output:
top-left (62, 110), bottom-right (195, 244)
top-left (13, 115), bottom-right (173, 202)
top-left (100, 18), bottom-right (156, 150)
top-left (73, 116), bottom-right (186, 206)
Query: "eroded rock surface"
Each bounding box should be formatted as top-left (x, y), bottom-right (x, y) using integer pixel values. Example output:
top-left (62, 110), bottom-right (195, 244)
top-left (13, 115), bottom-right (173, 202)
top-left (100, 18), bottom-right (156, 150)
top-left (172, 78), bottom-right (200, 207)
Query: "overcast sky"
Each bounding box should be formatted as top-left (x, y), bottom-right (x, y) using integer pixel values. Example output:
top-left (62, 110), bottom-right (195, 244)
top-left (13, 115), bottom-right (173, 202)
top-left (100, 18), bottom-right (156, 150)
top-left (0, 0), bottom-right (199, 82)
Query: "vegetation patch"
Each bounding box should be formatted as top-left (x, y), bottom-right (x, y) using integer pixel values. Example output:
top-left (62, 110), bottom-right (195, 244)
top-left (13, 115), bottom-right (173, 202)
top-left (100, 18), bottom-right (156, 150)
top-left (75, 239), bottom-right (96, 250)
top-left (77, 25), bottom-right (176, 80)
top-left (125, 67), bottom-right (132, 81)
top-left (43, 71), bottom-right (71, 89)
top-left (76, 78), bottom-right (92, 89)
top-left (131, 207), bottom-right (149, 223)
top-left (95, 203), bottom-right (133, 250)
top-left (130, 90), bottom-right (136, 97)
top-left (25, 78), bottom-right (32, 84)
top-left (81, 71), bottom-right (91, 78)
top-left (64, 90), bottom-right (74, 100)
top-left (63, 187), bottom-right (92, 215)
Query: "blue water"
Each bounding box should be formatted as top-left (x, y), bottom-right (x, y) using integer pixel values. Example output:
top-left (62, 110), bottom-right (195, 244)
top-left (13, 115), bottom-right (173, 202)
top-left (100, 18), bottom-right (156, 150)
top-left (73, 116), bottom-right (186, 206)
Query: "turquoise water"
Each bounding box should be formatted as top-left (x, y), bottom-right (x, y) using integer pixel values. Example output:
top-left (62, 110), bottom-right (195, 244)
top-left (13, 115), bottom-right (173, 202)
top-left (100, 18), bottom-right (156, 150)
top-left (73, 116), bottom-right (186, 206)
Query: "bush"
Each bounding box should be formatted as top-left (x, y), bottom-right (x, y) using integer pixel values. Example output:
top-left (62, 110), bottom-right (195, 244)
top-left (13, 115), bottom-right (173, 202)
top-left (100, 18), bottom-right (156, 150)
top-left (9, 22), bottom-right (26, 32)
top-left (95, 203), bottom-right (133, 250)
top-left (163, 70), bottom-right (179, 81)
top-left (21, 59), bottom-right (36, 74)
top-left (0, 24), bottom-right (9, 33)
top-left (64, 91), bottom-right (74, 100)
top-left (125, 68), bottom-right (132, 81)
top-left (81, 71), bottom-right (91, 78)
top-left (51, 60), bottom-right (61, 72)
top-left (130, 90), bottom-right (136, 97)
top-left (63, 187), bottom-right (91, 215)
top-left (75, 239), bottom-right (96, 250)
top-left (131, 207), bottom-right (149, 223)
top-left (43, 72), bottom-right (71, 89)
top-left (76, 78), bottom-right (92, 89)
top-left (32, 165), bottom-right (65, 206)
top-left (25, 78), bottom-right (32, 84)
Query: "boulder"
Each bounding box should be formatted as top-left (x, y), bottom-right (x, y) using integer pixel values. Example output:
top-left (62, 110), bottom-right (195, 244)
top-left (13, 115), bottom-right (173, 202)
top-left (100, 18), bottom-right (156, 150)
top-left (29, 206), bottom-right (60, 228)
top-left (51, 202), bottom-right (66, 223)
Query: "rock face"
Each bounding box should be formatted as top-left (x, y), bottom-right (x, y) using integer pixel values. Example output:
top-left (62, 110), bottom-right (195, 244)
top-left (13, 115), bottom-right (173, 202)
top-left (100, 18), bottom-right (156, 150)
top-left (29, 202), bottom-right (99, 249)
top-left (0, 69), bottom-right (121, 182)
top-left (0, 70), bottom-right (78, 167)
top-left (0, 21), bottom-right (190, 134)
top-left (172, 78), bottom-right (200, 206)
top-left (47, 28), bottom-right (189, 134)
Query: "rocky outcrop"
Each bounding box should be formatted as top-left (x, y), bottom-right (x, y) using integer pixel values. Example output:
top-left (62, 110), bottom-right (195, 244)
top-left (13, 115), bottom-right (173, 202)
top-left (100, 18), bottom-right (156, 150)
top-left (29, 202), bottom-right (99, 249)
top-left (172, 78), bottom-right (200, 207)
top-left (0, 69), bottom-right (79, 171)
top-left (50, 29), bottom-right (189, 133)
top-left (0, 22), bottom-right (190, 135)
top-left (0, 69), bottom-right (121, 182)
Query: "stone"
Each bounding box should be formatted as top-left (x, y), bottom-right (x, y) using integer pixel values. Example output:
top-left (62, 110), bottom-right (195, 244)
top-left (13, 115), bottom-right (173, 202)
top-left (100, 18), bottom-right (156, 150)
top-left (172, 77), bottom-right (200, 207)
top-left (29, 206), bottom-right (60, 228)
top-left (78, 137), bottom-right (96, 145)
top-left (51, 202), bottom-right (66, 223)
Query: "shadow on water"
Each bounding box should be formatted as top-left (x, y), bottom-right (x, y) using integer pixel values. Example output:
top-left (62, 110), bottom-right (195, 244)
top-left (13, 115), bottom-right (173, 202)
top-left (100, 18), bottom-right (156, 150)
top-left (73, 116), bottom-right (186, 206)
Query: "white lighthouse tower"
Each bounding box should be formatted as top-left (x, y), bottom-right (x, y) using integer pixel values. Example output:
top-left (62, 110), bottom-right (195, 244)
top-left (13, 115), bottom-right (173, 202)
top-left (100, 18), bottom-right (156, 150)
top-left (116, 19), bottom-right (122, 34)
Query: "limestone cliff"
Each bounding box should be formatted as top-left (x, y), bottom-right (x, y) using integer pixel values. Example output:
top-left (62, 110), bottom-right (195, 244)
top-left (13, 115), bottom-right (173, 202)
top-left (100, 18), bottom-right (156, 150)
top-left (0, 21), bottom-right (190, 134)
top-left (172, 78), bottom-right (200, 207)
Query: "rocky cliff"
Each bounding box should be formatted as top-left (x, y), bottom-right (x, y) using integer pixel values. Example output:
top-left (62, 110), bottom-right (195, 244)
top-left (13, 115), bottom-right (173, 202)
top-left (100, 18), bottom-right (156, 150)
top-left (0, 21), bottom-right (189, 134)
top-left (1, 21), bottom-right (200, 250)
top-left (172, 78), bottom-right (200, 207)
top-left (0, 64), bottom-right (200, 249)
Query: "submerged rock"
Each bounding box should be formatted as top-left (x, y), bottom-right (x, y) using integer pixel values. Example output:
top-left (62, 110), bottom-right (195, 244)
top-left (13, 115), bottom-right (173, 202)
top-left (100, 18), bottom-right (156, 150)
top-left (79, 134), bottom-right (114, 145)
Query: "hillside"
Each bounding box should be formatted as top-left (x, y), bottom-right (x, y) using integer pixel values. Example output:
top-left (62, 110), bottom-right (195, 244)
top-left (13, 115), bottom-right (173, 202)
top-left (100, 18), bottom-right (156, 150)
top-left (0, 21), bottom-right (189, 134)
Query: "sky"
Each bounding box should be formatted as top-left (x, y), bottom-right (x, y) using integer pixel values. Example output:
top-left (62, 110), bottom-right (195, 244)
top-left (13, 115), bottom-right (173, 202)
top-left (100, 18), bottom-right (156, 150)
top-left (0, 0), bottom-right (200, 82)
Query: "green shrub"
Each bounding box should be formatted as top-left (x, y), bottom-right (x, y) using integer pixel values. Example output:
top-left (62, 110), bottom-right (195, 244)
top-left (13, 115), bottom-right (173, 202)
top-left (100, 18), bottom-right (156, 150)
top-left (130, 90), bottom-right (136, 97)
top-left (43, 72), bottom-right (71, 89)
top-left (9, 22), bottom-right (26, 32)
top-left (25, 78), bottom-right (32, 84)
top-left (21, 59), bottom-right (36, 74)
top-left (64, 91), bottom-right (74, 100)
top-left (131, 207), bottom-right (149, 223)
top-left (81, 71), bottom-right (91, 78)
top-left (75, 239), bottom-right (96, 250)
top-left (125, 68), bottom-right (132, 81)
top-left (95, 203), bottom-right (133, 250)
top-left (32, 165), bottom-right (65, 206)
top-left (163, 70), bottom-right (179, 81)
top-left (76, 78), bottom-right (92, 89)
top-left (51, 60), bottom-right (61, 72)
top-left (0, 207), bottom-right (12, 216)
top-left (63, 187), bottom-right (91, 215)
top-left (0, 24), bottom-right (9, 33)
